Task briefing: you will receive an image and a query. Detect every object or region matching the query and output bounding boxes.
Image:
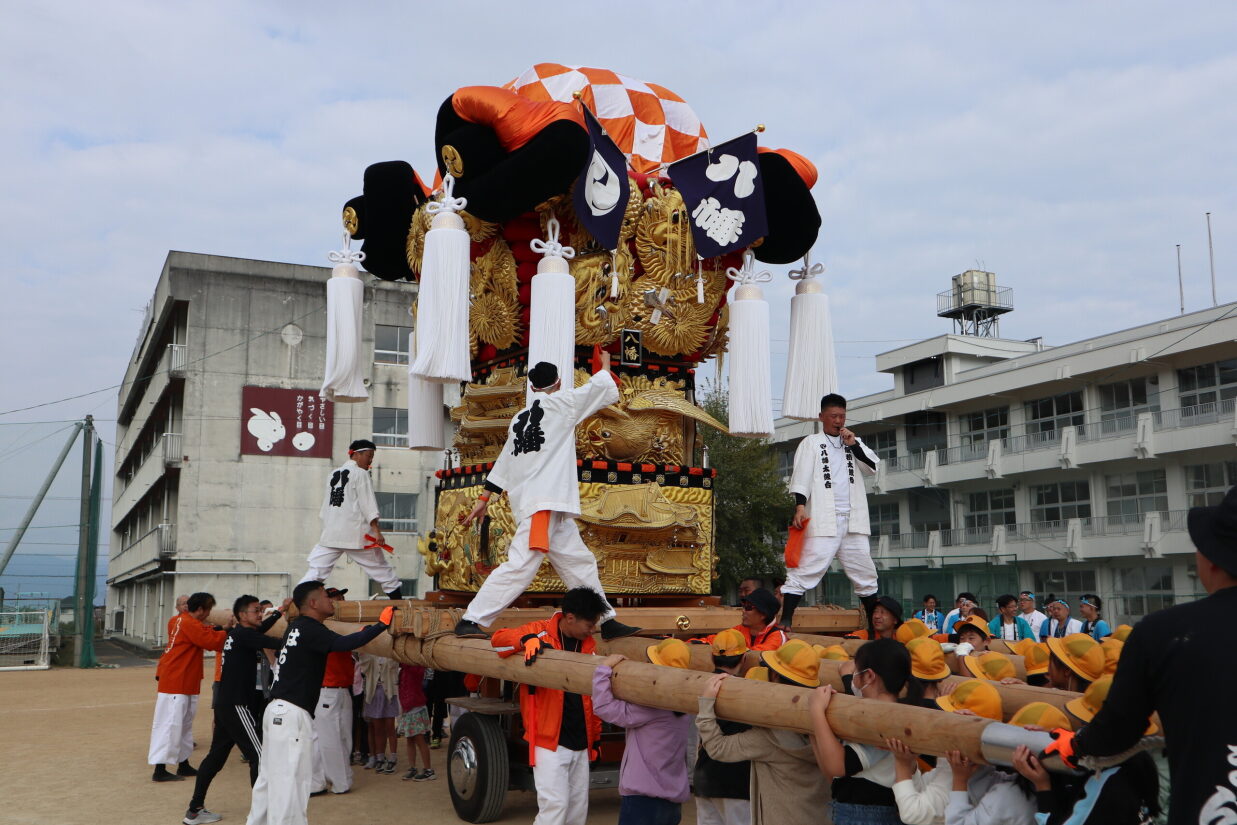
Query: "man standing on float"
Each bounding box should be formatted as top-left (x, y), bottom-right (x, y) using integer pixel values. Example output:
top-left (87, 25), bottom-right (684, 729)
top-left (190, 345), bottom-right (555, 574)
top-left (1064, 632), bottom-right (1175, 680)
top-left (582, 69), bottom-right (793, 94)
top-left (780, 393), bottom-right (881, 631)
top-left (453, 352), bottom-right (640, 641)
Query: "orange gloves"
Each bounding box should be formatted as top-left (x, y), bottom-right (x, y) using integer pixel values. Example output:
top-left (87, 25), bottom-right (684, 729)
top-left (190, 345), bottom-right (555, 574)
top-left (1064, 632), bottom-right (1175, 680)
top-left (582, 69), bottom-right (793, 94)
top-left (522, 635), bottom-right (545, 666)
top-left (1041, 728), bottom-right (1078, 768)
top-left (378, 606), bottom-right (396, 627)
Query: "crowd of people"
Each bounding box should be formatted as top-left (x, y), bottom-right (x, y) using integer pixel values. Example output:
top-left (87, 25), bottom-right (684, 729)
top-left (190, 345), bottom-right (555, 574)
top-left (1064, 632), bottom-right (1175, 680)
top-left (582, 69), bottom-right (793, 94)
top-left (140, 391), bottom-right (1236, 825)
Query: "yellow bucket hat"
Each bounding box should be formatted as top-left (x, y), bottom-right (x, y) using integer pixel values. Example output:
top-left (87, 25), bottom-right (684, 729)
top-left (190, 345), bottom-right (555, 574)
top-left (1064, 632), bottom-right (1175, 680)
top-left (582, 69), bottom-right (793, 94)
top-left (647, 638), bottom-right (691, 669)
top-left (813, 644), bottom-right (852, 661)
top-left (1011, 640), bottom-right (1051, 676)
top-left (1009, 701), bottom-right (1072, 732)
top-left (1065, 675), bottom-right (1158, 734)
top-left (710, 627), bottom-right (750, 657)
top-left (895, 618), bottom-right (932, 645)
top-left (905, 637), bottom-right (952, 681)
top-left (1110, 624), bottom-right (1134, 642)
top-left (1099, 638), bottom-right (1123, 675)
top-left (1046, 633), bottom-right (1106, 683)
top-left (744, 665), bottom-right (770, 681)
top-left (955, 616), bottom-right (993, 640)
top-left (936, 679), bottom-right (1003, 721)
top-left (962, 651), bottom-right (1018, 682)
top-left (761, 639), bottom-right (820, 688)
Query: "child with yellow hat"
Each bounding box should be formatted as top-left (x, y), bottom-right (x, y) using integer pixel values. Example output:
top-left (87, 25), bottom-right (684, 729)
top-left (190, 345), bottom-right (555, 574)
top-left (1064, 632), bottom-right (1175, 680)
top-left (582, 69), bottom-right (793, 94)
top-left (694, 629), bottom-right (754, 825)
top-left (960, 651), bottom-right (1019, 683)
top-left (1012, 676), bottom-right (1162, 825)
top-left (904, 637), bottom-right (951, 702)
top-left (698, 646), bottom-right (830, 824)
top-left (810, 639), bottom-right (931, 825)
top-left (1044, 633), bottom-right (1105, 692)
top-left (593, 650), bottom-right (693, 824)
top-left (1008, 639), bottom-right (1051, 687)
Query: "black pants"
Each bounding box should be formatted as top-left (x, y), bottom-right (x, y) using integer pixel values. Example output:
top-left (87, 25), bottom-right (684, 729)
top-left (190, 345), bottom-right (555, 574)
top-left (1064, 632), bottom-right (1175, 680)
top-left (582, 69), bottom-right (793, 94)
top-left (427, 670), bottom-right (466, 738)
top-left (190, 701), bottom-right (263, 810)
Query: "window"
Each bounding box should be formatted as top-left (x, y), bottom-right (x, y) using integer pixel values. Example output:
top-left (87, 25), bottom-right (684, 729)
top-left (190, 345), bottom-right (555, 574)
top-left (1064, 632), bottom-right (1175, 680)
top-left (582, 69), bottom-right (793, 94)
top-left (775, 443), bottom-right (797, 482)
top-left (1185, 461), bottom-right (1237, 507)
top-left (1104, 470), bottom-right (1167, 524)
top-left (372, 407), bottom-right (408, 447)
top-left (377, 492), bottom-right (418, 533)
top-left (869, 502), bottom-right (900, 538)
top-left (903, 358), bottom-right (943, 392)
top-left (1110, 565), bottom-right (1174, 624)
top-left (1024, 391), bottom-right (1084, 436)
top-left (375, 324), bottom-right (412, 365)
top-left (399, 578), bottom-right (420, 598)
top-left (867, 430), bottom-right (897, 461)
top-left (1032, 569), bottom-right (1097, 609)
top-left (1030, 481), bottom-right (1091, 523)
top-left (1178, 358), bottom-right (1237, 408)
top-left (960, 407), bottom-right (1009, 457)
top-left (904, 411), bottom-right (947, 454)
top-left (1098, 377), bottom-right (1159, 429)
top-left (965, 488), bottom-right (1016, 529)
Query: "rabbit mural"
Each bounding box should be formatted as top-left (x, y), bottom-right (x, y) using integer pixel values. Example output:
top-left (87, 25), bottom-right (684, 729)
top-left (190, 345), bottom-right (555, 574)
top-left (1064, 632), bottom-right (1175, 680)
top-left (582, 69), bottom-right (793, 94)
top-left (246, 408), bottom-right (287, 452)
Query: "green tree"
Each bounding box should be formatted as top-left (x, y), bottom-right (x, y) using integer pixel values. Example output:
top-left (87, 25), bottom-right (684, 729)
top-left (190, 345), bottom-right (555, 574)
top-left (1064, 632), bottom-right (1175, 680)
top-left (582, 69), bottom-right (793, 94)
top-left (698, 383), bottom-right (787, 596)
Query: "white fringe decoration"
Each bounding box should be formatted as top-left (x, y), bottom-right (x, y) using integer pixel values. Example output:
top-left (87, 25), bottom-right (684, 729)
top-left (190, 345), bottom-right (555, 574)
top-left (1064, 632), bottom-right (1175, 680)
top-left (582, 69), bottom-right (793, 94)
top-left (527, 216), bottom-right (576, 401)
top-left (407, 326), bottom-right (446, 450)
top-left (320, 236), bottom-right (369, 402)
top-left (725, 250), bottom-right (774, 438)
top-left (411, 175), bottom-right (472, 383)
top-left (782, 254), bottom-right (838, 420)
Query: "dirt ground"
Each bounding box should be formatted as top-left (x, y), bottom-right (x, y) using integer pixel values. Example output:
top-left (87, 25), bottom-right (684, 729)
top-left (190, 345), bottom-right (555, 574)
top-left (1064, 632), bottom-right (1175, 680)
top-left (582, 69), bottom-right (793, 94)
top-left (0, 645), bottom-right (681, 825)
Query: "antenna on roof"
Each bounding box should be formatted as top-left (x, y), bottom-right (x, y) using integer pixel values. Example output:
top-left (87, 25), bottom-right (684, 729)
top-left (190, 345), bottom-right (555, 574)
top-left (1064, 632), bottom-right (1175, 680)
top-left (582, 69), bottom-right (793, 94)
top-left (1206, 213), bottom-right (1217, 307)
top-left (1177, 244), bottom-right (1185, 316)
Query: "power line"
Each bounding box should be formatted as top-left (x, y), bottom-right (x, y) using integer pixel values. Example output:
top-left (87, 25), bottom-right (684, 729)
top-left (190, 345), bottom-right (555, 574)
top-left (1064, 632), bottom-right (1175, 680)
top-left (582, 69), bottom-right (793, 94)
top-left (0, 302), bottom-right (327, 417)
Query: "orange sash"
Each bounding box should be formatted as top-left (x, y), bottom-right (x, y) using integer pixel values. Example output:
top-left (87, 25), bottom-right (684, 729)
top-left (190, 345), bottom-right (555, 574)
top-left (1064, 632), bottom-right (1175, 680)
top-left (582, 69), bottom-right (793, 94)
top-left (784, 520), bottom-right (810, 568)
top-left (529, 510), bottom-right (551, 553)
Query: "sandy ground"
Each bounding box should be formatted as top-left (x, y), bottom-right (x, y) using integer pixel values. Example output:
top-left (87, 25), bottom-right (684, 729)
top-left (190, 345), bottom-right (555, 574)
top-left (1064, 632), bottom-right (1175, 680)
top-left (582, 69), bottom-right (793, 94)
top-left (0, 643), bottom-right (676, 825)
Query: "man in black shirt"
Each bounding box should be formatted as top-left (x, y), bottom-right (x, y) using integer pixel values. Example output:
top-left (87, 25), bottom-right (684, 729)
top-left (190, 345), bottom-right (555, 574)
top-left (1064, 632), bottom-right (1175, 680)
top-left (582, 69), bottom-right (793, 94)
top-left (245, 581), bottom-right (394, 825)
top-left (182, 595), bottom-right (289, 825)
top-left (1064, 486), bottom-right (1237, 825)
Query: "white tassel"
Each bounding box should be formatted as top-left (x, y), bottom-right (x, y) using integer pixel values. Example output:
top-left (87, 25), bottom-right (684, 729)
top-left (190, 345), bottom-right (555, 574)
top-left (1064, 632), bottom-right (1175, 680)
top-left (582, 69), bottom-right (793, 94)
top-left (320, 237), bottom-right (369, 402)
top-left (407, 347), bottom-right (445, 450)
top-left (782, 255), bottom-right (838, 420)
top-left (411, 175), bottom-right (472, 383)
top-left (696, 259), bottom-right (705, 304)
top-left (725, 251), bottom-right (774, 438)
top-left (610, 252), bottom-right (620, 298)
top-left (527, 216), bottom-right (577, 401)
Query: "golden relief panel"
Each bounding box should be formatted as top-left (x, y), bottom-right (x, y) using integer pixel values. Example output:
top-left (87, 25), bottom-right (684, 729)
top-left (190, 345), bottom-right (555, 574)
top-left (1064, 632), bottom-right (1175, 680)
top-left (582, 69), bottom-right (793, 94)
top-left (433, 479), bottom-right (714, 595)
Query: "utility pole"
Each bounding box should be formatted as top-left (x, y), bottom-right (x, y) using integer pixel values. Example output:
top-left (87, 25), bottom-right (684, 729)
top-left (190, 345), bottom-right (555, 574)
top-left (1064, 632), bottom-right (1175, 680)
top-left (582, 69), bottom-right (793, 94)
top-left (1207, 212), bottom-right (1217, 307)
top-left (1177, 244), bottom-right (1185, 315)
top-left (73, 416), bottom-right (95, 667)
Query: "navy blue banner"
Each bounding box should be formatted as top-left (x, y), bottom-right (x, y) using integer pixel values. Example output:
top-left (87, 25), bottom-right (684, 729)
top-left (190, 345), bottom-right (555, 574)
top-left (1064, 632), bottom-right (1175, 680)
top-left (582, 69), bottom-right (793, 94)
top-left (669, 132), bottom-right (768, 258)
top-left (573, 106), bottom-right (631, 251)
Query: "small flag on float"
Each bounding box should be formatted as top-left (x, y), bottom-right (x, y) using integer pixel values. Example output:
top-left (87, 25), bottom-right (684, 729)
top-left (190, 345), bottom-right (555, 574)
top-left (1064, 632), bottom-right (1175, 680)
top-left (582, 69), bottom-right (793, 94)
top-left (572, 106), bottom-right (630, 251)
top-left (669, 131), bottom-right (768, 259)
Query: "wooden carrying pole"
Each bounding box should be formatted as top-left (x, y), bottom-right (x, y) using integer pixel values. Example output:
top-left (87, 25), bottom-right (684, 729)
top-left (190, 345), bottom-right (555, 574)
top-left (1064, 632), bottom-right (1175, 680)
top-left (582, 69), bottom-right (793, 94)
top-left (321, 621), bottom-right (1069, 771)
top-left (788, 632), bottom-right (1029, 680)
top-left (596, 636), bottom-right (1068, 719)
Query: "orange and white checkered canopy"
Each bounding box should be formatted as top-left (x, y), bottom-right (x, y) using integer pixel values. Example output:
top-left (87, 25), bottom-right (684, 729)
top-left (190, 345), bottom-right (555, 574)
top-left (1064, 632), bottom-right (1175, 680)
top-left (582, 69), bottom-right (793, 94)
top-left (505, 63), bottom-right (709, 174)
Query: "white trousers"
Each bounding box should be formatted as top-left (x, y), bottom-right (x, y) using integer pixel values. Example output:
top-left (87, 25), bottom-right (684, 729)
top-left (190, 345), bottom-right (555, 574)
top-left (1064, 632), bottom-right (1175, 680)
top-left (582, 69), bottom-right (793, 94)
top-left (782, 515), bottom-right (878, 597)
top-left (311, 687), bottom-right (353, 793)
top-left (300, 544), bottom-right (400, 594)
top-left (463, 512), bottom-right (615, 628)
top-left (695, 796), bottom-right (751, 825)
top-left (148, 692), bottom-right (198, 765)
top-left (247, 699), bottom-right (313, 825)
top-left (532, 745), bottom-right (591, 825)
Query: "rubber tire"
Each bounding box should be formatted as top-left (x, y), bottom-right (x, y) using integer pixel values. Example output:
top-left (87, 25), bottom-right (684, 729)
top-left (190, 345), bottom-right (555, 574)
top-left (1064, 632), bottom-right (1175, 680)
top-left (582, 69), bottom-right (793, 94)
top-left (447, 712), bottom-right (510, 823)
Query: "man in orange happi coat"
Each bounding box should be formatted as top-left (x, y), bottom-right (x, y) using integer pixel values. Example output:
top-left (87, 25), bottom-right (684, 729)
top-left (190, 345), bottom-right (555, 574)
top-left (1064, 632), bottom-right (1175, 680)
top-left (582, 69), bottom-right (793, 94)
top-left (149, 592), bottom-right (228, 782)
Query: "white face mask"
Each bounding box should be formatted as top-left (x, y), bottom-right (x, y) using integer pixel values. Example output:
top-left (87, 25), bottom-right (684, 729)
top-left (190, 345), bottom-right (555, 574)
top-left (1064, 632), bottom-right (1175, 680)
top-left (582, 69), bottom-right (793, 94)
top-left (850, 669), bottom-right (869, 698)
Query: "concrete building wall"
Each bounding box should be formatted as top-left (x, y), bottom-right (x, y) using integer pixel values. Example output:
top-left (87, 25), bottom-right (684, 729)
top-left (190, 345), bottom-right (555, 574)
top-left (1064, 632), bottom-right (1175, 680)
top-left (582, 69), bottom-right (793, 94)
top-left (107, 252), bottom-right (443, 647)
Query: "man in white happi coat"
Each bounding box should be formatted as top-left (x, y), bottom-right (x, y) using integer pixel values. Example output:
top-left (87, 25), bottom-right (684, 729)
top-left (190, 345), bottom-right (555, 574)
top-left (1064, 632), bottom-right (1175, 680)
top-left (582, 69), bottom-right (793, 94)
top-left (452, 354), bottom-right (640, 641)
top-left (299, 439), bottom-right (402, 599)
top-left (780, 393), bottom-right (882, 630)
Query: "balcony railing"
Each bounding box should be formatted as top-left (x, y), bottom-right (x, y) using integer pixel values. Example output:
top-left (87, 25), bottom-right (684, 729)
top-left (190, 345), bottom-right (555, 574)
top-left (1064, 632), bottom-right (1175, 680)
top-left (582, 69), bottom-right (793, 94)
top-left (1076, 414), bottom-right (1140, 443)
top-left (167, 343), bottom-right (187, 376)
top-left (379, 518), bottom-right (418, 534)
top-left (1153, 399), bottom-right (1236, 430)
top-left (937, 526), bottom-right (996, 546)
top-left (157, 522), bottom-right (177, 556)
top-left (1001, 429), bottom-right (1063, 456)
top-left (936, 441), bottom-right (990, 466)
top-left (162, 432), bottom-right (182, 467)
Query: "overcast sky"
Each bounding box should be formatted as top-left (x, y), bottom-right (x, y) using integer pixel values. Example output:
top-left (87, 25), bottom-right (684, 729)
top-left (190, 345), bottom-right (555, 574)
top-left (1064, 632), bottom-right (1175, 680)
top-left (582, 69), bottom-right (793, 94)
top-left (2, 2), bottom-right (1235, 599)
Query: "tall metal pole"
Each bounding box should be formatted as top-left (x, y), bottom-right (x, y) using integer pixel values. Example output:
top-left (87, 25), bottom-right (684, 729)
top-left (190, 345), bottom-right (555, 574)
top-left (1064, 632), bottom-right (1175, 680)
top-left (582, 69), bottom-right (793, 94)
top-left (73, 416), bottom-right (94, 666)
top-left (1207, 212), bottom-right (1217, 307)
top-left (0, 422), bottom-right (83, 576)
top-left (1177, 244), bottom-right (1185, 315)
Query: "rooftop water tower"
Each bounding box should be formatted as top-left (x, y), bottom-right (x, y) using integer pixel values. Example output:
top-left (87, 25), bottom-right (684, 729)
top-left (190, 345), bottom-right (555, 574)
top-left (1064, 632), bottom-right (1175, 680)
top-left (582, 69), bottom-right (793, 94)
top-left (936, 269), bottom-right (1013, 337)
